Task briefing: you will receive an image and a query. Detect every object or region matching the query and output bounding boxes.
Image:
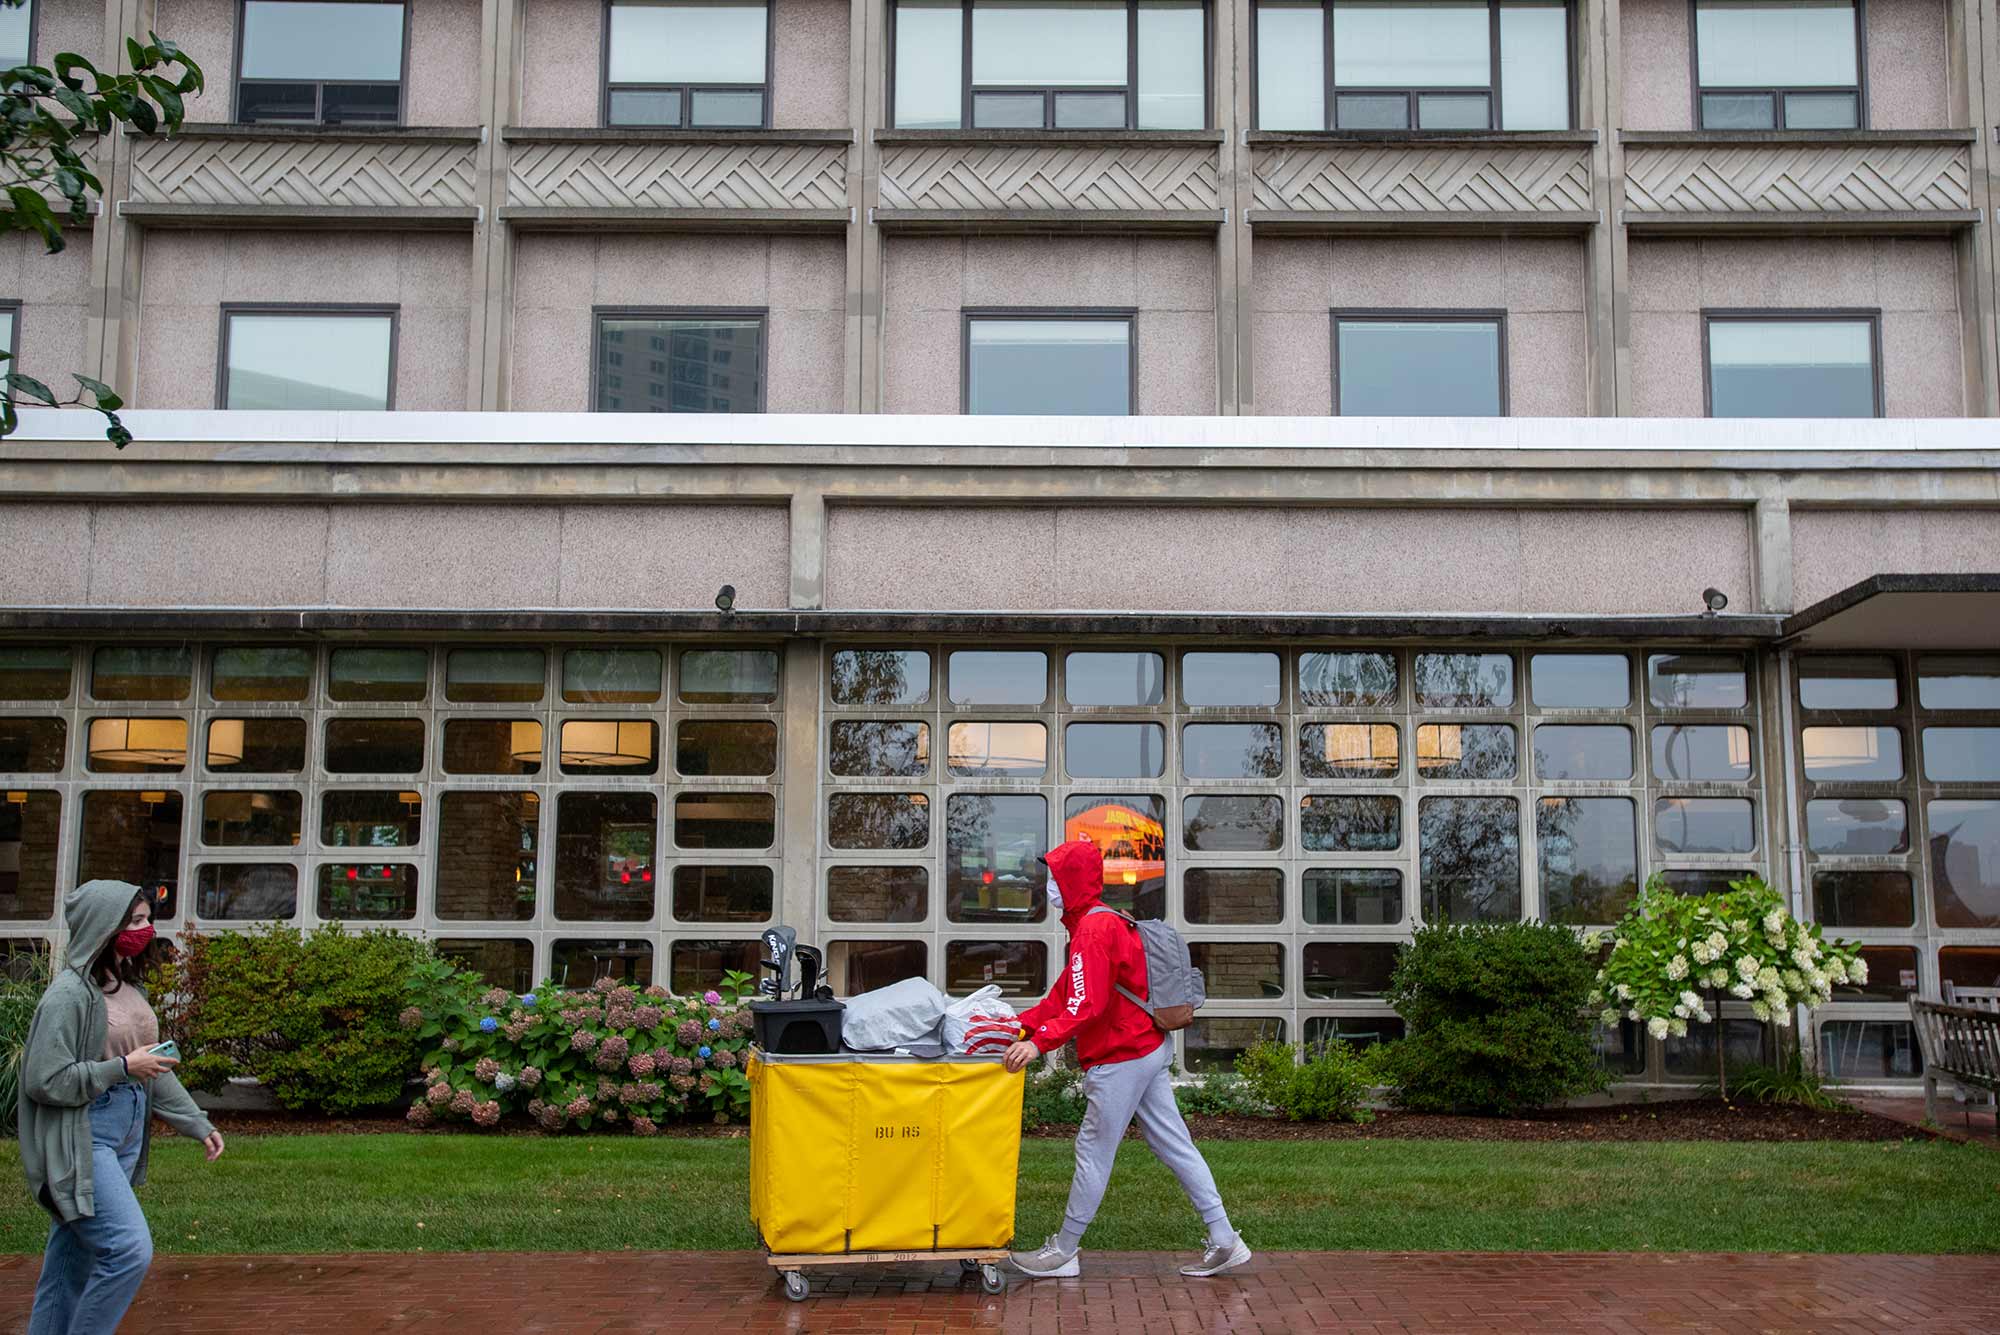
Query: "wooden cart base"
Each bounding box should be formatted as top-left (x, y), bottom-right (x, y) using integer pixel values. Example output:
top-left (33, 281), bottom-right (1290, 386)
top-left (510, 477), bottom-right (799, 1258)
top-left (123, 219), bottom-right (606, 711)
top-left (765, 1248), bottom-right (1010, 1301)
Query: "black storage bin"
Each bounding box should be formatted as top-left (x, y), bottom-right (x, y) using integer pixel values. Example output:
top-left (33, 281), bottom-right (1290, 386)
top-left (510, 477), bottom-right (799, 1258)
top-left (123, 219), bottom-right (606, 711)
top-left (752, 998), bottom-right (846, 1054)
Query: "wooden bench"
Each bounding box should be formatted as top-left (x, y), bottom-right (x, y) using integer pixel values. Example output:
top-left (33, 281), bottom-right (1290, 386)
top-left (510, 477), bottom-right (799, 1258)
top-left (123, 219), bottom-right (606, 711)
top-left (1907, 998), bottom-right (2000, 1132)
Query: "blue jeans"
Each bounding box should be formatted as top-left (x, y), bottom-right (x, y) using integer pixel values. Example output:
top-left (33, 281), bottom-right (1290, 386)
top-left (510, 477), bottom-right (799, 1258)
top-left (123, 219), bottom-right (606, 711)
top-left (29, 1081), bottom-right (154, 1335)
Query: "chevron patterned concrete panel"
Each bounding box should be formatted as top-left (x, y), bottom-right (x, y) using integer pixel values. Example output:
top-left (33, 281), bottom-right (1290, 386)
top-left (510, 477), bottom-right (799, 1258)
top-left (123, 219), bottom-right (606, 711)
top-left (1250, 145), bottom-right (1592, 213)
top-left (1624, 143), bottom-right (1971, 213)
top-left (130, 136), bottom-right (479, 209)
top-left (506, 140), bottom-right (847, 210)
top-left (879, 143), bottom-right (1220, 211)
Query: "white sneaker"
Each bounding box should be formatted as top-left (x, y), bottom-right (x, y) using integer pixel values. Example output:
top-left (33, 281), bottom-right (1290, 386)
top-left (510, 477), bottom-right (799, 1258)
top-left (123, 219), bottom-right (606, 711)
top-left (1009, 1234), bottom-right (1081, 1278)
top-left (1180, 1236), bottom-right (1252, 1277)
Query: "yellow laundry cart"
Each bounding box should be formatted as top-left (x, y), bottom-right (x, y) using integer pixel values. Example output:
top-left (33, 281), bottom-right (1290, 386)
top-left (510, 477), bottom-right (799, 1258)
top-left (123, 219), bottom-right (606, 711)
top-left (747, 1049), bottom-right (1025, 1301)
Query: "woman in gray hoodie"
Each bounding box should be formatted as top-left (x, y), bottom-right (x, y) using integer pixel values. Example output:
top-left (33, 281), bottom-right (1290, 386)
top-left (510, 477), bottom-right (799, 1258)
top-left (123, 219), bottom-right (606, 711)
top-left (18, 879), bottom-right (225, 1333)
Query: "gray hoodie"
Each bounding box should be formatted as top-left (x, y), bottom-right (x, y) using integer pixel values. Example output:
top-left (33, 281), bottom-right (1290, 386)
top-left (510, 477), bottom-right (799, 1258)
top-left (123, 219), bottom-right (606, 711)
top-left (17, 879), bottom-right (215, 1223)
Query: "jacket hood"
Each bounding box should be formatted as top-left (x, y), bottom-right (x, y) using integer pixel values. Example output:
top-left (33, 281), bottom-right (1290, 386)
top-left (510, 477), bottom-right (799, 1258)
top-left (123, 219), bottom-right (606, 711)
top-left (1044, 837), bottom-right (1106, 928)
top-left (63, 879), bottom-right (141, 978)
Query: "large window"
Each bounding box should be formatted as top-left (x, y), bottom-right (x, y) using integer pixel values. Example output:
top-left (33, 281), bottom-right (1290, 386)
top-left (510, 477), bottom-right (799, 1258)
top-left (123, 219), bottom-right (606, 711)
top-left (1704, 313), bottom-right (1879, 418)
top-left (236, 0), bottom-right (406, 124)
top-left (1693, 0), bottom-right (1860, 129)
top-left (219, 307), bottom-right (396, 411)
top-left (892, 0), bottom-right (1208, 130)
top-left (594, 311), bottom-right (766, 413)
top-left (965, 313), bottom-right (1134, 415)
top-left (1256, 0), bottom-right (1571, 130)
top-left (1335, 314), bottom-right (1504, 416)
top-left (605, 0), bottom-right (769, 128)
top-left (0, 1), bottom-right (32, 69)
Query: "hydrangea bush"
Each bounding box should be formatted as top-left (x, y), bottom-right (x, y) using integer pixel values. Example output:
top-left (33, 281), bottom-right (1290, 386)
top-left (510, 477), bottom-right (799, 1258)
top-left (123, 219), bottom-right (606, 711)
top-left (1592, 874), bottom-right (1862, 1092)
top-left (402, 962), bottom-right (758, 1133)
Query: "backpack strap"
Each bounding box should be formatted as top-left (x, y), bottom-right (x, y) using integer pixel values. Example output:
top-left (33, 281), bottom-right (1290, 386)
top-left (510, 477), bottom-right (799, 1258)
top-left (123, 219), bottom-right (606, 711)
top-left (1084, 907), bottom-right (1149, 1010)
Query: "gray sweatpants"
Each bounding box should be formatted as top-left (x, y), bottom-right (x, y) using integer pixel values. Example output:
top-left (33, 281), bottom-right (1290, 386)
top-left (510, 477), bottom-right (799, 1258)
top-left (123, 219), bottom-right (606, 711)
top-left (1060, 1041), bottom-right (1232, 1245)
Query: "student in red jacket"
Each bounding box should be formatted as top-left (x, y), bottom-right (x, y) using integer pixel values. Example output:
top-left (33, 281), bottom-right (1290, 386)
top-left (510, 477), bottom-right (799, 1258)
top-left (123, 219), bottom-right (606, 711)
top-left (1003, 837), bottom-right (1250, 1279)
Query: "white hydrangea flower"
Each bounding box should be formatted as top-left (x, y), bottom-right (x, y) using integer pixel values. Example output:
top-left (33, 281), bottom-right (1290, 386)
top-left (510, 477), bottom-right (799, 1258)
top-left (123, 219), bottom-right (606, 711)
top-left (1668, 1018), bottom-right (1688, 1038)
top-left (1736, 956), bottom-right (1760, 981)
top-left (1666, 955), bottom-right (1689, 981)
top-left (1647, 1016), bottom-right (1670, 1040)
top-left (1751, 999), bottom-right (1771, 1021)
top-left (1850, 957), bottom-right (1869, 984)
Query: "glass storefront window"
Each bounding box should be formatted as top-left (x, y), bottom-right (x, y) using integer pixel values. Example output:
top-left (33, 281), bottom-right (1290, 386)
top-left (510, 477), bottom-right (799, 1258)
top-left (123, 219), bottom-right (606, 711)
top-left (434, 792), bottom-right (538, 921)
top-left (945, 793), bottom-right (1048, 923)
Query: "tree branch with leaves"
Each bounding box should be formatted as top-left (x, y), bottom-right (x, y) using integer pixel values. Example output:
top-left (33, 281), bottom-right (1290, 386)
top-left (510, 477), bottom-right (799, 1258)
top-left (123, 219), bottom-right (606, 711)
top-left (0, 14), bottom-right (202, 445)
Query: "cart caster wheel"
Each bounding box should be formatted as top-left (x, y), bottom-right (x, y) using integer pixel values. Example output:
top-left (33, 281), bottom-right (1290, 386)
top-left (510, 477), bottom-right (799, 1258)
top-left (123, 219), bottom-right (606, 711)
top-left (782, 1271), bottom-right (809, 1302)
top-left (960, 1258), bottom-right (982, 1274)
top-left (979, 1264), bottom-right (1004, 1294)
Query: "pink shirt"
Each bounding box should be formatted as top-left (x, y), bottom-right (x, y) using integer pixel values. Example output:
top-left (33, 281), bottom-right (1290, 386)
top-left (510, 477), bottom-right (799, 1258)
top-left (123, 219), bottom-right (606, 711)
top-left (100, 981), bottom-right (159, 1062)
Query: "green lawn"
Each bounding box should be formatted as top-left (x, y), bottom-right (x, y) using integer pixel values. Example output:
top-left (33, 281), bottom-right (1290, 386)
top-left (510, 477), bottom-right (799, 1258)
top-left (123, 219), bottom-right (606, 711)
top-left (1, 1135), bottom-right (1994, 1256)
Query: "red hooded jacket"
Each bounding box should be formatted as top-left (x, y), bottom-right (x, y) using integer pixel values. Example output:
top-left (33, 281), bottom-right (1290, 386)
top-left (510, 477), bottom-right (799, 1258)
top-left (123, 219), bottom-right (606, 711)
top-left (1015, 837), bottom-right (1162, 1069)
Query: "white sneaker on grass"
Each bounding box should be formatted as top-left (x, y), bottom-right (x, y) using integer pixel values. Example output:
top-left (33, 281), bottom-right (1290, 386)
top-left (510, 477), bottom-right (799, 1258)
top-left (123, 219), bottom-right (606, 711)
top-left (1180, 1236), bottom-right (1252, 1277)
top-left (1009, 1235), bottom-right (1081, 1278)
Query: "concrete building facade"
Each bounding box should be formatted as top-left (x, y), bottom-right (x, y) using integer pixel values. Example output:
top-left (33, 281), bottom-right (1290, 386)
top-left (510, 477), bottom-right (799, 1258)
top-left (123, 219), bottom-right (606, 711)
top-left (2, 0), bottom-right (1998, 1090)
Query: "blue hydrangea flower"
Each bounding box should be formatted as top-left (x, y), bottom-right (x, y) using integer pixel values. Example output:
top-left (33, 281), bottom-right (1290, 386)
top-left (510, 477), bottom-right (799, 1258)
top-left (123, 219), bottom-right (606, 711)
top-left (698, 1045), bottom-right (713, 1059)
top-left (707, 1018), bottom-right (721, 1031)
top-left (520, 993), bottom-right (537, 1007)
top-left (479, 1016), bottom-right (499, 1033)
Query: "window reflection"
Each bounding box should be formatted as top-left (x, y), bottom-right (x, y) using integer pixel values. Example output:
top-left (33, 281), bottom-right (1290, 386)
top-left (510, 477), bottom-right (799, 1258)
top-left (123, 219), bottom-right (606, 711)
top-left (1804, 798), bottom-right (1907, 855)
top-left (1538, 797), bottom-right (1637, 924)
top-left (1654, 797), bottom-right (1756, 855)
top-left (1063, 794), bottom-right (1166, 918)
top-left (1419, 795), bottom-right (1519, 922)
top-left (946, 793), bottom-right (1048, 922)
top-left (1415, 723), bottom-right (1516, 780)
top-left (1298, 651), bottom-right (1396, 708)
top-left (1413, 653), bottom-right (1512, 709)
top-left (1532, 724), bottom-right (1632, 780)
top-left (831, 649), bottom-right (930, 705)
top-left (828, 792), bottom-right (930, 850)
top-left (1300, 795), bottom-right (1401, 852)
top-left (1182, 794), bottom-right (1283, 852)
top-left (1300, 723), bottom-right (1398, 779)
top-left (948, 650), bottom-right (1046, 705)
top-left (1184, 868), bottom-right (1284, 924)
top-left (1181, 723), bottom-right (1283, 779)
top-left (829, 720), bottom-right (930, 778)
top-left (1650, 724), bottom-right (1752, 782)
top-left (827, 866), bottom-right (928, 923)
top-left (1302, 867), bottom-right (1402, 925)
top-left (1929, 800), bottom-right (2000, 929)
top-left (947, 721), bottom-right (1047, 777)
top-left (1065, 652), bottom-right (1164, 706)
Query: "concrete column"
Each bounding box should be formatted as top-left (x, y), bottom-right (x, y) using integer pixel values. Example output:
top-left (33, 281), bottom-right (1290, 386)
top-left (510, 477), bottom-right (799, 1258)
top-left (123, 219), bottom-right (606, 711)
top-left (1227, 0), bottom-right (1255, 414)
top-left (850, 0), bottom-right (886, 412)
top-left (1751, 492), bottom-right (1794, 615)
top-left (779, 639), bottom-right (822, 942)
top-left (789, 487), bottom-right (827, 610)
top-left (467, 0), bottom-right (519, 409)
top-left (1580, 0), bottom-right (1622, 416)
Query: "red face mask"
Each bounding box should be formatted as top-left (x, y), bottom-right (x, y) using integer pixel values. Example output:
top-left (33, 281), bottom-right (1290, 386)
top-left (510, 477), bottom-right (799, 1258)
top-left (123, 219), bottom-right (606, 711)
top-left (112, 924), bottom-right (155, 959)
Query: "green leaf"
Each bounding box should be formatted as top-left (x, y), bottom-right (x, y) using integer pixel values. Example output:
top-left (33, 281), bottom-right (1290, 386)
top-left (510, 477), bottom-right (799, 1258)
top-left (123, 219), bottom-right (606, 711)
top-left (5, 372), bottom-right (56, 406)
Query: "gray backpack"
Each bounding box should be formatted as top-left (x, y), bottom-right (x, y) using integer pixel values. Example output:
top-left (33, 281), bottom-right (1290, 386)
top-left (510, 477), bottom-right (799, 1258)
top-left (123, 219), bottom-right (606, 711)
top-left (1087, 907), bottom-right (1205, 1032)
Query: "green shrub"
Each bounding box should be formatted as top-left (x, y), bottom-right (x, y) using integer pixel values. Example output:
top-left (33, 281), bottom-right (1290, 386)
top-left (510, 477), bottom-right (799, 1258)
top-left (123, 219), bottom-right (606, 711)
top-left (1, 946), bottom-right (53, 1137)
top-left (1021, 1059), bottom-right (1084, 1131)
top-left (1374, 920), bottom-right (1607, 1116)
top-left (157, 925), bottom-right (435, 1113)
top-left (1173, 1068), bottom-right (1268, 1118)
top-left (1232, 1039), bottom-right (1373, 1123)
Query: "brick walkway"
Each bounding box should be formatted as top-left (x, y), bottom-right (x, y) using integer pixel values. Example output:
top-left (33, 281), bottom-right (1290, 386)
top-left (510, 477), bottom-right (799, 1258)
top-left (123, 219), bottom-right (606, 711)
top-left (5, 1250), bottom-right (1998, 1334)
